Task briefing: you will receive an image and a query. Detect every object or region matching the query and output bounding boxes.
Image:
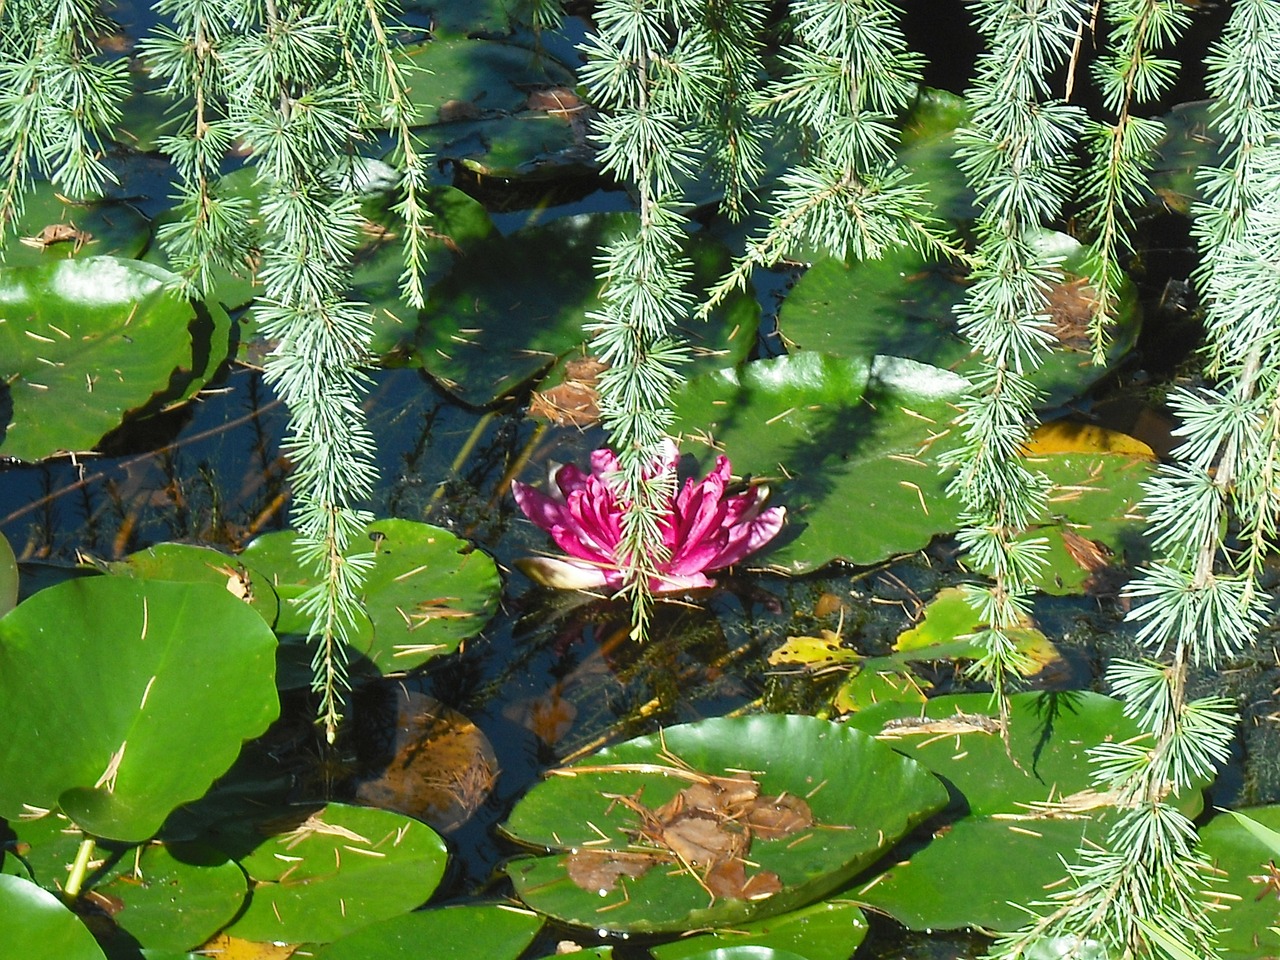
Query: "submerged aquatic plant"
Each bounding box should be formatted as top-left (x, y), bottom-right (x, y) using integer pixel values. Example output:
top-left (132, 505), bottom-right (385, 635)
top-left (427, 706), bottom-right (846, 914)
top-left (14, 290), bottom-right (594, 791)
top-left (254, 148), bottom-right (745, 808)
top-left (512, 444), bottom-right (785, 594)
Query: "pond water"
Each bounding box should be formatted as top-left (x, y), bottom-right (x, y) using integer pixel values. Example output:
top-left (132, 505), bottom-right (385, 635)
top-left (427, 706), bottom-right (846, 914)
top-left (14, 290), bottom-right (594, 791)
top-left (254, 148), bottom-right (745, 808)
top-left (4, 3), bottom-right (1280, 959)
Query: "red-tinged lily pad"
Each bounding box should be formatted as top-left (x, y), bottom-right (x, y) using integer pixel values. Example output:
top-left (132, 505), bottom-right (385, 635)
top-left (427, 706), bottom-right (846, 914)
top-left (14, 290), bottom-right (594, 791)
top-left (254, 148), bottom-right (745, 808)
top-left (214, 803), bottom-right (448, 945)
top-left (649, 897), bottom-right (869, 960)
top-left (502, 714), bottom-right (947, 933)
top-left (0, 256), bottom-right (232, 462)
top-left (0, 874), bottom-right (108, 960)
top-left (674, 352), bottom-right (968, 574)
top-left (240, 518), bottom-right (499, 676)
top-left (1198, 807), bottom-right (1280, 959)
top-left (307, 903), bottom-right (543, 960)
top-left (0, 577), bottom-right (279, 842)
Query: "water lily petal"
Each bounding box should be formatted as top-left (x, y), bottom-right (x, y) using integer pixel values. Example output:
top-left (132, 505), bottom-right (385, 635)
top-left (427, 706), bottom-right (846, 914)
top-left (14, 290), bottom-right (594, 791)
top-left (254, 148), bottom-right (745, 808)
top-left (649, 570), bottom-right (716, 593)
top-left (704, 505), bottom-right (787, 571)
top-left (516, 555), bottom-right (620, 591)
top-left (512, 479), bottom-right (575, 533)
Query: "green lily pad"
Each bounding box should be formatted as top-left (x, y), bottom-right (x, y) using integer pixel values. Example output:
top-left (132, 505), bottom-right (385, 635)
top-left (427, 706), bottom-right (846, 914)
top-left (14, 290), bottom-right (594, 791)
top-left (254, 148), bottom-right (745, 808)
top-left (777, 231), bottom-right (1139, 410)
top-left (1198, 806), bottom-right (1280, 959)
top-left (1147, 101), bottom-right (1222, 216)
top-left (650, 897), bottom-right (869, 960)
top-left (0, 874), bottom-right (108, 960)
top-left (0, 257), bottom-right (232, 462)
top-left (845, 692), bottom-right (1204, 819)
top-left (0, 531), bottom-right (16, 617)
top-left (502, 714), bottom-right (947, 933)
top-left (897, 87), bottom-right (977, 222)
top-left (674, 353), bottom-right (969, 573)
top-left (308, 903), bottom-right (543, 960)
top-left (354, 186), bottom-right (496, 359)
top-left (240, 519), bottom-right (499, 675)
top-left (402, 39), bottom-right (575, 123)
top-left (6, 182), bottom-right (149, 266)
top-left (832, 658), bottom-right (931, 714)
top-left (0, 811), bottom-right (100, 885)
top-left (107, 542), bottom-right (280, 630)
top-left (406, 0), bottom-right (511, 38)
top-left (0, 577), bottom-right (280, 841)
top-left (414, 214), bottom-right (755, 406)
top-left (97, 842), bottom-right (247, 953)
top-left (427, 113), bottom-right (586, 179)
top-left (215, 802), bottom-right (447, 944)
top-left (856, 814), bottom-right (1103, 932)
top-left (1027, 451), bottom-right (1157, 596)
top-left (892, 586), bottom-right (1059, 669)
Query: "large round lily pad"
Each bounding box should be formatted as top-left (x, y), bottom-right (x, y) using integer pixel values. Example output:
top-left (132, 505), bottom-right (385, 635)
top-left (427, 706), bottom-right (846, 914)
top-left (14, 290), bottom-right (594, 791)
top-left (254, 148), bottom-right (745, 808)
top-left (650, 897), bottom-right (869, 960)
top-left (0, 874), bottom-right (108, 960)
top-left (777, 231), bottom-right (1140, 410)
top-left (107, 542), bottom-right (280, 629)
top-left (502, 714), bottom-right (947, 933)
top-left (214, 802), bottom-right (447, 944)
top-left (674, 352), bottom-right (968, 573)
top-left (6, 182), bottom-right (150, 267)
top-left (240, 519), bottom-right (500, 675)
top-left (0, 256), bottom-right (231, 462)
top-left (309, 903), bottom-right (543, 960)
top-left (0, 577), bottom-right (279, 841)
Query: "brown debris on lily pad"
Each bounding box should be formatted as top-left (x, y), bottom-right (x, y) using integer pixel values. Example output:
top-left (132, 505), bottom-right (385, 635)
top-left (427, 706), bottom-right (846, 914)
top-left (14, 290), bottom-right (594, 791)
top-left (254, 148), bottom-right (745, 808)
top-left (563, 770), bottom-right (813, 904)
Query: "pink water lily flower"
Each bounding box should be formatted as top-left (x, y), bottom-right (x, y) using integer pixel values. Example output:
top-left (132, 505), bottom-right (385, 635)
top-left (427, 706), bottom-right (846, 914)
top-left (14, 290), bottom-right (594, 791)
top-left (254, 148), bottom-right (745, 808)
top-left (512, 444), bottom-right (785, 594)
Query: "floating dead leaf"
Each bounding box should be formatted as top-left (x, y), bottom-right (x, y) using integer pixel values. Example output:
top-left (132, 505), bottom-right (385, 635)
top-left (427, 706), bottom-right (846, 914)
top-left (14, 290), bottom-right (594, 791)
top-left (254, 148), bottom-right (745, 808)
top-left (1024, 421), bottom-right (1156, 459)
top-left (742, 794), bottom-right (814, 839)
top-left (526, 87), bottom-right (583, 118)
top-left (570, 764), bottom-right (815, 904)
top-left (768, 630), bottom-right (860, 672)
top-left (438, 99), bottom-right (481, 122)
top-left (564, 849), bottom-right (652, 894)
top-left (813, 592), bottom-right (847, 618)
top-left (877, 711), bottom-right (1001, 740)
top-left (1046, 275), bottom-right (1099, 352)
top-left (355, 691), bottom-right (498, 832)
top-left (529, 357), bottom-right (608, 427)
top-left (20, 222), bottom-right (93, 250)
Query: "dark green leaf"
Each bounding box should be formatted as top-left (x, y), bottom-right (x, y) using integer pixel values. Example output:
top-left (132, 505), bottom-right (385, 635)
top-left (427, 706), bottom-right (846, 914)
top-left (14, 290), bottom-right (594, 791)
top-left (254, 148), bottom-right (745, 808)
top-left (650, 898), bottom-right (868, 960)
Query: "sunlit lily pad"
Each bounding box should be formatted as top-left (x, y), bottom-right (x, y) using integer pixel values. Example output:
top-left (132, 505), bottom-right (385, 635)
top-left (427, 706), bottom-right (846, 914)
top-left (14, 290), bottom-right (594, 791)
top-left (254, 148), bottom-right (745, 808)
top-left (0, 874), bottom-right (108, 960)
top-left (892, 587), bottom-right (1061, 672)
top-left (674, 352), bottom-right (968, 573)
top-left (1198, 806), bottom-right (1280, 959)
top-left (107, 542), bottom-right (280, 629)
top-left (0, 577), bottom-right (279, 841)
top-left (308, 903), bottom-right (543, 960)
top-left (502, 714), bottom-right (947, 933)
top-left (97, 842), bottom-right (247, 952)
top-left (0, 257), bottom-right (231, 462)
top-left (856, 815), bottom-right (1103, 932)
top-left (214, 802), bottom-right (447, 944)
top-left (845, 691), bottom-right (1202, 817)
top-left (649, 897), bottom-right (869, 960)
top-left (6, 182), bottom-right (149, 266)
top-left (777, 232), bottom-right (1139, 410)
top-left (240, 519), bottom-right (500, 675)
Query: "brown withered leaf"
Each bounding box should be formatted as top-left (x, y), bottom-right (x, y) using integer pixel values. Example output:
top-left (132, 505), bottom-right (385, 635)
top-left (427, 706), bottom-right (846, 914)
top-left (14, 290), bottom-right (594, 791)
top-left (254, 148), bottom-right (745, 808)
top-left (662, 815), bottom-right (748, 869)
top-left (526, 87), bottom-right (583, 118)
top-left (20, 222), bottom-right (93, 250)
top-left (565, 849), bottom-right (653, 894)
top-left (1046, 276), bottom-right (1099, 352)
top-left (742, 794), bottom-right (813, 839)
top-left (529, 357), bottom-right (607, 427)
top-left (741, 870), bottom-right (784, 900)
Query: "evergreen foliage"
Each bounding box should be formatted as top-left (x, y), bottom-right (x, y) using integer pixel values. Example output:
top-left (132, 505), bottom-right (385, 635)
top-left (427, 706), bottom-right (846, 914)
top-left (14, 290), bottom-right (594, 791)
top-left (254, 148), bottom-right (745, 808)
top-left (2, 0), bottom-right (1279, 953)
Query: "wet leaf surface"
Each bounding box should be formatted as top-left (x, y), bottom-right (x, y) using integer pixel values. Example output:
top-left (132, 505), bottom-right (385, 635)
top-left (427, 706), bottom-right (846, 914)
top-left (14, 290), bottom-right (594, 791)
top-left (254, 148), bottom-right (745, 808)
top-left (0, 874), bottom-right (109, 960)
top-left (307, 902), bottom-right (542, 960)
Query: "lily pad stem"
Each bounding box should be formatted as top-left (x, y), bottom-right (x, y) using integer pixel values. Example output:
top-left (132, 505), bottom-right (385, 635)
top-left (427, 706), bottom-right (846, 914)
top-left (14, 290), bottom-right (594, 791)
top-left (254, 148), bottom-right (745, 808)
top-left (63, 834), bottom-right (96, 900)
